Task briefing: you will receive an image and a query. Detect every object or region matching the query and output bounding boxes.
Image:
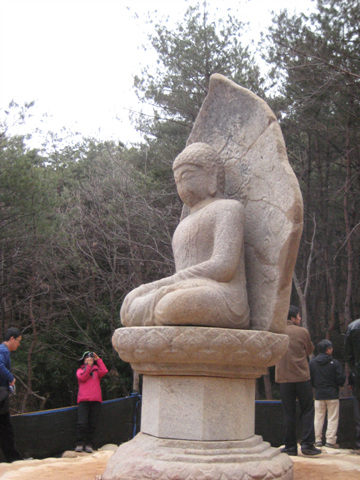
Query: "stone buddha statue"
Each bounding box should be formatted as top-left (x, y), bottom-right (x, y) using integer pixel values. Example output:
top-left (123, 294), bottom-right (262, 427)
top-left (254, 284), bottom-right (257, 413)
top-left (106, 76), bottom-right (302, 480)
top-left (120, 142), bottom-right (250, 329)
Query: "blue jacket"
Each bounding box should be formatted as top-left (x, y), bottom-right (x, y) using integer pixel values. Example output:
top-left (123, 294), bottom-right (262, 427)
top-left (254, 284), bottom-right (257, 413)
top-left (0, 343), bottom-right (14, 387)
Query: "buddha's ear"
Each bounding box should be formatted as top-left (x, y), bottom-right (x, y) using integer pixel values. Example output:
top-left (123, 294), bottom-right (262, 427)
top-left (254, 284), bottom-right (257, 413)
top-left (207, 166), bottom-right (218, 196)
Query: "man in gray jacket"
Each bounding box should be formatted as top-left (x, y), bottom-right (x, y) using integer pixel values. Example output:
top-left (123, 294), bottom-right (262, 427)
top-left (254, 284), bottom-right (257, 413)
top-left (275, 305), bottom-right (321, 456)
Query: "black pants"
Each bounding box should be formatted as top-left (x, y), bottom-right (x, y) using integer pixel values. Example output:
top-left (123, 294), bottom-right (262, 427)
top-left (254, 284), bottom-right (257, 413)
top-left (279, 380), bottom-right (315, 448)
top-left (0, 411), bottom-right (22, 462)
top-left (76, 401), bottom-right (101, 447)
top-left (354, 396), bottom-right (360, 449)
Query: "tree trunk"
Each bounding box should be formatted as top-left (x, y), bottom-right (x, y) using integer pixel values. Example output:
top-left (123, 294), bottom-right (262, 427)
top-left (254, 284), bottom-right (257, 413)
top-left (293, 271), bottom-right (308, 330)
top-left (293, 215), bottom-right (316, 331)
top-left (343, 127), bottom-right (353, 327)
top-left (324, 250), bottom-right (336, 339)
top-left (21, 278), bottom-right (38, 413)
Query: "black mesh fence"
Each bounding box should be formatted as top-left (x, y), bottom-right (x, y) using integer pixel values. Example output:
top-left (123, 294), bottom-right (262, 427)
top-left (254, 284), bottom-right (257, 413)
top-left (0, 395), bottom-right (357, 461)
top-left (0, 394), bottom-right (141, 461)
top-left (255, 397), bottom-right (356, 448)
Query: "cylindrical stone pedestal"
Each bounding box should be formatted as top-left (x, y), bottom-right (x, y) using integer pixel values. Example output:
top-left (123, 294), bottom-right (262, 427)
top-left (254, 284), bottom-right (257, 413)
top-left (103, 326), bottom-right (293, 480)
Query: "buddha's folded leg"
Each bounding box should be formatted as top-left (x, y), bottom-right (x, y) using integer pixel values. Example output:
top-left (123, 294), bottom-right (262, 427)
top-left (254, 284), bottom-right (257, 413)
top-left (121, 283), bottom-right (179, 326)
top-left (154, 285), bottom-right (249, 329)
top-left (121, 291), bottom-right (158, 326)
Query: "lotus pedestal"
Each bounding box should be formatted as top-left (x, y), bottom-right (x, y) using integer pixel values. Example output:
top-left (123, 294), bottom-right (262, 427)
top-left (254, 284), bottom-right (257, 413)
top-left (103, 326), bottom-right (293, 480)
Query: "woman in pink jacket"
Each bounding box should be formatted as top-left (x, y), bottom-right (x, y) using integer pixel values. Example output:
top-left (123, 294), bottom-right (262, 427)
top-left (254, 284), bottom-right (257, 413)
top-left (75, 351), bottom-right (108, 453)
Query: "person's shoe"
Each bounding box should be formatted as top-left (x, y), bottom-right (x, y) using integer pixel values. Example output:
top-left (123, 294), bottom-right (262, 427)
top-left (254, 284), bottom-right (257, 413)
top-left (75, 444), bottom-right (83, 453)
top-left (315, 442), bottom-right (322, 447)
top-left (325, 442), bottom-right (340, 449)
top-left (84, 445), bottom-right (93, 453)
top-left (301, 445), bottom-right (322, 456)
top-left (280, 446), bottom-right (298, 456)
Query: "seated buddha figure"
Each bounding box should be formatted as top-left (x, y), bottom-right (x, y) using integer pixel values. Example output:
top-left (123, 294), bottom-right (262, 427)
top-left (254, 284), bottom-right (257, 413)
top-left (120, 142), bottom-right (250, 329)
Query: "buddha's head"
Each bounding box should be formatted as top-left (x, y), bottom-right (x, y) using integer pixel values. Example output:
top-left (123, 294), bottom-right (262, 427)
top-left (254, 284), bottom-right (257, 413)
top-left (173, 143), bottom-right (225, 207)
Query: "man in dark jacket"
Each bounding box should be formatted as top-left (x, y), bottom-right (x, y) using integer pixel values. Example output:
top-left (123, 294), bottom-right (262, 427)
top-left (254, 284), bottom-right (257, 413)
top-left (310, 339), bottom-right (345, 448)
top-left (345, 318), bottom-right (360, 454)
top-left (0, 327), bottom-right (23, 462)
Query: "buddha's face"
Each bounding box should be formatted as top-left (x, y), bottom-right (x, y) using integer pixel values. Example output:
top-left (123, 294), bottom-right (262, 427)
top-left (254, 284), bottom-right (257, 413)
top-left (174, 162), bottom-right (217, 207)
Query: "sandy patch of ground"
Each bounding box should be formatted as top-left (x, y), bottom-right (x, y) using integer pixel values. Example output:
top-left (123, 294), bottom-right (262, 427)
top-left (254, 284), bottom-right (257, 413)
top-left (292, 445), bottom-right (360, 480)
top-left (0, 449), bottom-right (113, 480)
top-left (0, 445), bottom-right (359, 479)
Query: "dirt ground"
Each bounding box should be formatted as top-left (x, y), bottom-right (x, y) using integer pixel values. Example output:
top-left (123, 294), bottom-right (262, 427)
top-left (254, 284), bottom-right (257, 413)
top-left (292, 447), bottom-right (360, 480)
top-left (0, 445), bottom-right (359, 480)
top-left (0, 449), bottom-right (114, 480)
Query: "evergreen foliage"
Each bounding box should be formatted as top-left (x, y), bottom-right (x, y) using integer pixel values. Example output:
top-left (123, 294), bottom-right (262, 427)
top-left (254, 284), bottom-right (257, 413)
top-left (265, 0), bottom-right (360, 343)
top-left (133, 2), bottom-right (264, 171)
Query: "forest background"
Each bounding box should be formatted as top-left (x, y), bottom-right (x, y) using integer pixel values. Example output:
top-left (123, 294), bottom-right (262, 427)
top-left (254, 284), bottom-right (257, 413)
top-left (1, 0), bottom-right (359, 412)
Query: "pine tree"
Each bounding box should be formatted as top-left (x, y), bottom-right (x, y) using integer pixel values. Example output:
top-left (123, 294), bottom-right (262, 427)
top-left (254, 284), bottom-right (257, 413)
top-left (133, 2), bottom-right (265, 168)
top-left (265, 0), bottom-right (360, 337)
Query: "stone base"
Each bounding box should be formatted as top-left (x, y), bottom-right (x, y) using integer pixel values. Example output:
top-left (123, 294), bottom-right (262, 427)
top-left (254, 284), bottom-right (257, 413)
top-left (102, 432), bottom-right (293, 480)
top-left (142, 375), bottom-right (255, 441)
top-left (106, 326), bottom-right (292, 479)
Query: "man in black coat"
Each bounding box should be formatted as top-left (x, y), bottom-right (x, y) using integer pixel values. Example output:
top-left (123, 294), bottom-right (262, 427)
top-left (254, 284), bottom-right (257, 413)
top-left (310, 339), bottom-right (345, 448)
top-left (345, 318), bottom-right (360, 454)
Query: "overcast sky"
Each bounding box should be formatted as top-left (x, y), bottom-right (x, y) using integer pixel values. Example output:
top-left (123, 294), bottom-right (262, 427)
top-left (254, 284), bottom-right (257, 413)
top-left (0, 0), bottom-right (316, 147)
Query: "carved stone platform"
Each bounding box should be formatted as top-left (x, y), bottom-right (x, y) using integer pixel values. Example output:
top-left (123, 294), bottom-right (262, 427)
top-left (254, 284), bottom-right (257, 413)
top-left (103, 327), bottom-right (292, 480)
top-left (103, 433), bottom-right (293, 480)
top-left (111, 326), bottom-right (289, 378)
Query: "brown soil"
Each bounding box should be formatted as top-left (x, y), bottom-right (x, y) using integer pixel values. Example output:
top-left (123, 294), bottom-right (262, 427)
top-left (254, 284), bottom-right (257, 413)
top-left (0, 446), bottom-right (359, 479)
top-left (292, 449), bottom-right (360, 480)
top-left (0, 450), bottom-right (113, 480)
